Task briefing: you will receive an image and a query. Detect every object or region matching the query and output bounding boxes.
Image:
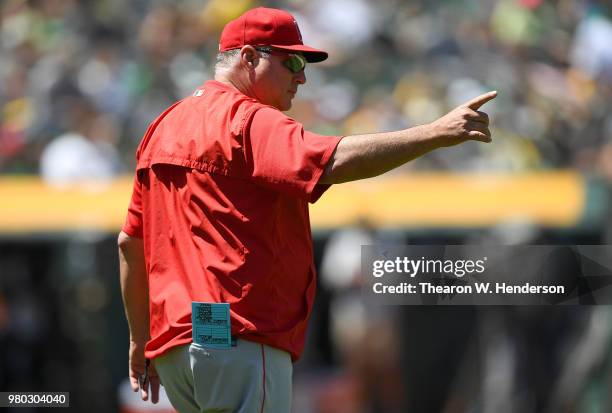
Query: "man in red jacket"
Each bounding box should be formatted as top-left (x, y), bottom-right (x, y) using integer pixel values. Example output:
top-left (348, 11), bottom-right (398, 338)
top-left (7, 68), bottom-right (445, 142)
top-left (119, 7), bottom-right (495, 412)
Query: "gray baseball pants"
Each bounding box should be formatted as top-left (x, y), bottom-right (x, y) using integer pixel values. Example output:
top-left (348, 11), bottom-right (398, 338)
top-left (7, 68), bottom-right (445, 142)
top-left (154, 340), bottom-right (292, 413)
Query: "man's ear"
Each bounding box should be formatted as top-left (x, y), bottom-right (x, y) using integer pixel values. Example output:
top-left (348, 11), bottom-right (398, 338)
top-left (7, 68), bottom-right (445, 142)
top-left (240, 45), bottom-right (258, 69)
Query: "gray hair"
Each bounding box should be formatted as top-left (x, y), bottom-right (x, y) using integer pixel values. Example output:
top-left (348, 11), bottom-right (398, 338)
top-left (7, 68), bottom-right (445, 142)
top-left (214, 47), bottom-right (271, 74)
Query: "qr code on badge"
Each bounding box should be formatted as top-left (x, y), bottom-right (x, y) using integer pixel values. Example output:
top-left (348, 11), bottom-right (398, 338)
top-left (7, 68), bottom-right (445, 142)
top-left (196, 305), bottom-right (212, 323)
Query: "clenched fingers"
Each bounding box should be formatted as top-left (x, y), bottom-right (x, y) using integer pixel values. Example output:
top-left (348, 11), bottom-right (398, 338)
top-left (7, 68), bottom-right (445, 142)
top-left (467, 123), bottom-right (491, 142)
top-left (465, 110), bottom-right (489, 125)
top-left (467, 121), bottom-right (490, 134)
top-left (468, 131), bottom-right (491, 142)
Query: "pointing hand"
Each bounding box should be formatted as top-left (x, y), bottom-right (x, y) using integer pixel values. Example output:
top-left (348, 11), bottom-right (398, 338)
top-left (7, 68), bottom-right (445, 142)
top-left (429, 91), bottom-right (497, 146)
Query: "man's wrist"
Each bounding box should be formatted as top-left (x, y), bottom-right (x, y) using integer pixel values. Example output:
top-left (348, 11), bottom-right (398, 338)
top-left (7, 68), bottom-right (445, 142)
top-left (413, 123), bottom-right (444, 150)
top-left (130, 336), bottom-right (149, 345)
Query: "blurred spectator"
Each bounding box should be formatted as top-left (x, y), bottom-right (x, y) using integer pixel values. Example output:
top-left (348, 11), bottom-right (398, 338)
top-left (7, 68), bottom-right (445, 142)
top-left (39, 130), bottom-right (120, 186)
top-left (317, 221), bottom-right (405, 413)
top-left (39, 97), bottom-right (121, 186)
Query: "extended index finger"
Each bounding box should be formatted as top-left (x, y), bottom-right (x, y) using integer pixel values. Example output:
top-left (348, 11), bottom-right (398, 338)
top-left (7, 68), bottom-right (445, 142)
top-left (462, 91), bottom-right (498, 110)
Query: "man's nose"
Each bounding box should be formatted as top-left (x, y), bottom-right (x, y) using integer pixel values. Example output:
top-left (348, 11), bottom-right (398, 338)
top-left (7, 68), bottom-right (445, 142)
top-left (294, 70), bottom-right (306, 85)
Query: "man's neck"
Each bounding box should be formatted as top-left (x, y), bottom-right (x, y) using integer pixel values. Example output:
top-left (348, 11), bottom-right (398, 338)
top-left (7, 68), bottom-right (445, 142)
top-left (214, 71), bottom-right (256, 100)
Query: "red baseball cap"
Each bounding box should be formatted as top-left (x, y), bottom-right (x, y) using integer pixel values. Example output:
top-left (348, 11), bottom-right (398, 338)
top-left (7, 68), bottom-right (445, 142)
top-left (219, 7), bottom-right (328, 63)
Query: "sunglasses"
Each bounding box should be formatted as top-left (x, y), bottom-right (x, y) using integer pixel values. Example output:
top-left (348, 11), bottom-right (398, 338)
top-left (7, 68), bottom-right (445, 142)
top-left (255, 46), bottom-right (307, 73)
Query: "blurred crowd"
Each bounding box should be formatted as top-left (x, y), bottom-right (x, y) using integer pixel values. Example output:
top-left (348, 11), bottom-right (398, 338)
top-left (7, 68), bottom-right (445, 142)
top-left (1, 0), bottom-right (612, 184)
